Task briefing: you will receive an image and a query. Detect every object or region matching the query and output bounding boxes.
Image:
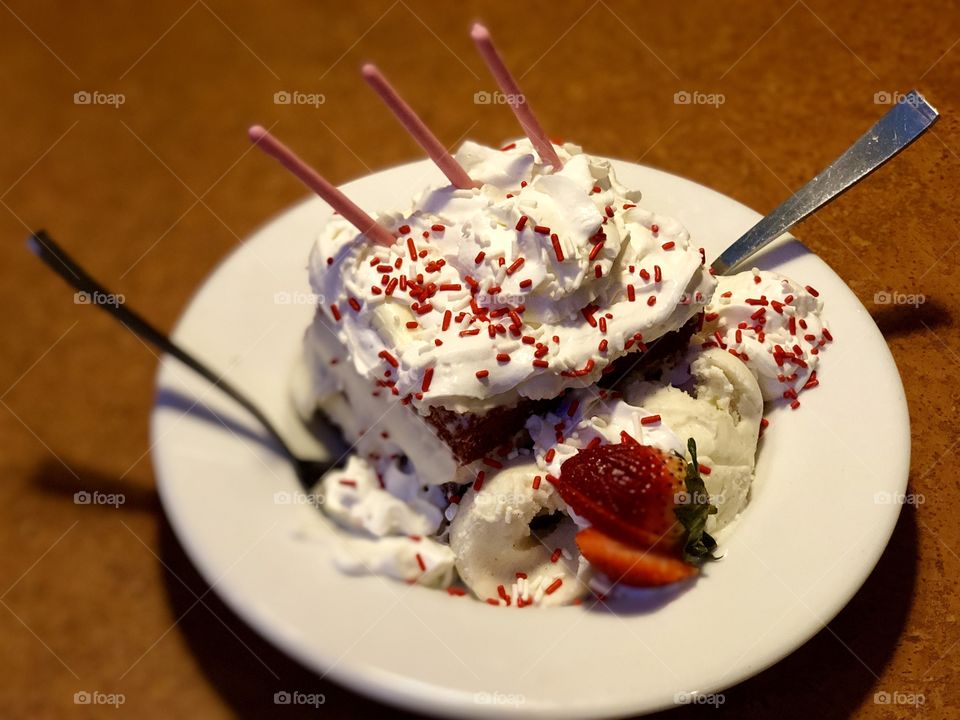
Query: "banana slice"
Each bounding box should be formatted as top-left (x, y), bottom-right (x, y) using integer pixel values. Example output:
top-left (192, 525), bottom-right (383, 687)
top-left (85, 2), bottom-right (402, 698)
top-left (448, 456), bottom-right (589, 606)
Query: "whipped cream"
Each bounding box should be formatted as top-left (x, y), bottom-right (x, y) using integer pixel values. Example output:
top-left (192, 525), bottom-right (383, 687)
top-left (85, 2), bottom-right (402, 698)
top-left (696, 269), bottom-right (829, 403)
top-left (318, 455), bottom-right (446, 537)
top-left (333, 534), bottom-right (455, 588)
top-left (306, 138), bottom-right (715, 415)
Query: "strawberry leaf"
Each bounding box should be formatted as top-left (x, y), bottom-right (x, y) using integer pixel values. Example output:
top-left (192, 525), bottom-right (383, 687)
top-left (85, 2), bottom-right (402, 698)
top-left (674, 438), bottom-right (718, 564)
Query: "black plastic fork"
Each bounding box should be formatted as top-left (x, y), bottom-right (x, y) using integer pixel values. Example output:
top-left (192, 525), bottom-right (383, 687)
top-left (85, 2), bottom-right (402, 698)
top-left (28, 230), bottom-right (339, 488)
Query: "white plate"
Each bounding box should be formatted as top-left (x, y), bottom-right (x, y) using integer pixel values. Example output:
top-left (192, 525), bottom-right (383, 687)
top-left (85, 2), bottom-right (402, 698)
top-left (151, 159), bottom-right (910, 719)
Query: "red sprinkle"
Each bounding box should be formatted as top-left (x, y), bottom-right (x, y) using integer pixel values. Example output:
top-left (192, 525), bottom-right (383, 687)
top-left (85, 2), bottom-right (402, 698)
top-left (473, 471), bottom-right (485, 491)
top-left (805, 285), bottom-right (819, 297)
top-left (474, 251), bottom-right (485, 264)
top-left (647, 296), bottom-right (657, 306)
top-left (627, 285), bottom-right (636, 302)
top-left (406, 237), bottom-right (417, 261)
top-left (651, 224), bottom-right (659, 233)
top-left (533, 225), bottom-right (550, 235)
top-left (698, 464), bottom-right (712, 475)
top-left (532, 475), bottom-right (541, 490)
top-left (640, 414), bottom-right (661, 425)
top-left (348, 297), bottom-right (361, 312)
top-left (329, 304), bottom-right (342, 322)
top-left (415, 553), bottom-right (426, 572)
top-left (551, 234), bottom-right (564, 262)
top-left (550, 548), bottom-right (562, 563)
top-left (654, 265), bottom-right (662, 283)
top-left (378, 350), bottom-right (399, 367)
top-left (431, 223), bottom-right (445, 232)
top-left (506, 257), bottom-right (525, 275)
top-left (421, 367), bottom-right (434, 392)
top-left (516, 215), bottom-right (528, 232)
top-left (476, 369), bottom-right (489, 379)
top-left (561, 358), bottom-right (595, 377)
top-left (519, 278), bottom-right (533, 289)
top-left (545, 578), bottom-right (563, 595)
top-left (661, 241), bottom-right (675, 250)
top-left (496, 352), bottom-right (511, 363)
top-left (447, 587), bottom-right (467, 596)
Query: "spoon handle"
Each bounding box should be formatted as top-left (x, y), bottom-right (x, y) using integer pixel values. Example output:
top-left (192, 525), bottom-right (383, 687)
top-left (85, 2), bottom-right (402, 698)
top-left (713, 90), bottom-right (939, 275)
top-left (27, 230), bottom-right (298, 462)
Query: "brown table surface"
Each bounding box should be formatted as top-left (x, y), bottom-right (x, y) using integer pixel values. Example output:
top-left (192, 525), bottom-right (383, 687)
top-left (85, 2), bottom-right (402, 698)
top-left (2, 1), bottom-right (958, 718)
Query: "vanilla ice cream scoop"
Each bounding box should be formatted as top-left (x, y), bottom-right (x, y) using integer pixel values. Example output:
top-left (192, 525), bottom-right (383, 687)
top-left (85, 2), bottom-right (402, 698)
top-left (624, 348), bottom-right (763, 532)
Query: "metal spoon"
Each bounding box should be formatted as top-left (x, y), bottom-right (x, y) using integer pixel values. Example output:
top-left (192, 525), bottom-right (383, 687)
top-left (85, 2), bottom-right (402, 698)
top-left (27, 230), bottom-right (340, 488)
top-left (712, 90), bottom-right (938, 274)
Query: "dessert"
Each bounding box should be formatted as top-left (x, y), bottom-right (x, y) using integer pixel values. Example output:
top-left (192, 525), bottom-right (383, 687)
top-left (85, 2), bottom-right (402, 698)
top-left (252, 23), bottom-right (832, 607)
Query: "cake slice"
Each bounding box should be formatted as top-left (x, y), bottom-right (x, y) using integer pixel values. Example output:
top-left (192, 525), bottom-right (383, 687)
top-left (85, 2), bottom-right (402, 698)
top-left (293, 139), bottom-right (716, 484)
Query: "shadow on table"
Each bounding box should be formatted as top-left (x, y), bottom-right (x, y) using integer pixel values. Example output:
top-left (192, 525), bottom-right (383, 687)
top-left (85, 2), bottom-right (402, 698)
top-left (30, 458), bottom-right (160, 513)
top-left (870, 297), bottom-right (951, 338)
top-left (646, 503), bottom-right (919, 719)
top-left (156, 517), bottom-right (425, 720)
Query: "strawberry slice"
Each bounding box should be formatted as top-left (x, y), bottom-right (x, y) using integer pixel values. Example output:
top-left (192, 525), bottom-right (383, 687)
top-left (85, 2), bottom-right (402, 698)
top-left (576, 527), bottom-right (697, 587)
top-left (552, 442), bottom-right (686, 551)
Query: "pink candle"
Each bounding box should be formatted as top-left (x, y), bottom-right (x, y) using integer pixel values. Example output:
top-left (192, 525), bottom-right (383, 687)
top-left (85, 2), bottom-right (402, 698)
top-left (362, 64), bottom-right (478, 189)
top-left (471, 23), bottom-right (563, 169)
top-left (248, 126), bottom-right (395, 247)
